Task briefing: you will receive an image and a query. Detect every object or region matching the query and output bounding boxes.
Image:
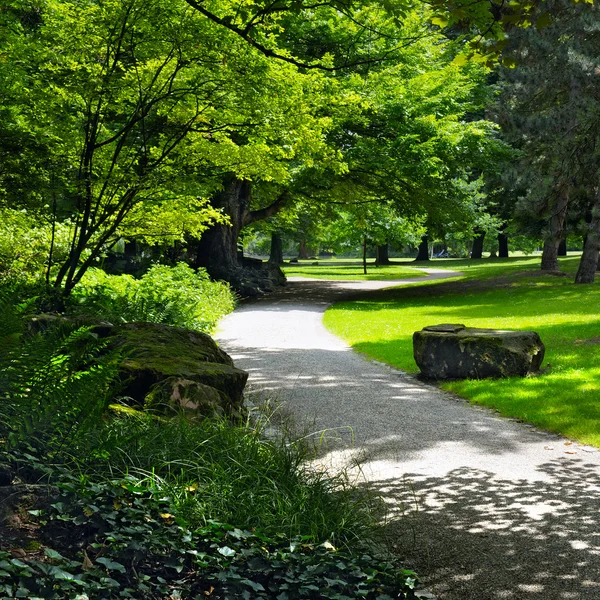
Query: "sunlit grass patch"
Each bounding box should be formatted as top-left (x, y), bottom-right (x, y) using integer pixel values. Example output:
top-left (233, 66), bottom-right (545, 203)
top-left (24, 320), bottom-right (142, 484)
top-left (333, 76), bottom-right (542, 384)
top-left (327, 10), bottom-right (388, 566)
top-left (283, 261), bottom-right (425, 280)
top-left (324, 256), bottom-right (600, 446)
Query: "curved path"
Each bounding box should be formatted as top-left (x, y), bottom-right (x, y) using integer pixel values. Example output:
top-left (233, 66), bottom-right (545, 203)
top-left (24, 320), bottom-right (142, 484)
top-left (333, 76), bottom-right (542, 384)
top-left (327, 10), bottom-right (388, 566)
top-left (216, 270), bottom-right (600, 600)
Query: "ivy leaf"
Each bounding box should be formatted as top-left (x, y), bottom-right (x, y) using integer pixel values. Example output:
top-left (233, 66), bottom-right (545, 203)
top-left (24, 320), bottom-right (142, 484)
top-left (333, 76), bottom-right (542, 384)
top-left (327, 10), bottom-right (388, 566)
top-left (96, 557), bottom-right (126, 573)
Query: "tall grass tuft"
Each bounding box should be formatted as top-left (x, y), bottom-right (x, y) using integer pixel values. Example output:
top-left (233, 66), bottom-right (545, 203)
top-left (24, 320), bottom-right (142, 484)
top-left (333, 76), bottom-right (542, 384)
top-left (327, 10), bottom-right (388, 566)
top-left (73, 410), bottom-right (381, 545)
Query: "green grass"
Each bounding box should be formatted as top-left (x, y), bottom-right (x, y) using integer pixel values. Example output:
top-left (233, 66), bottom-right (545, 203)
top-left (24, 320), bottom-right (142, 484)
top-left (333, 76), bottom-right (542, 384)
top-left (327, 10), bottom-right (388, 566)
top-left (283, 260), bottom-right (426, 280)
top-left (324, 255), bottom-right (600, 446)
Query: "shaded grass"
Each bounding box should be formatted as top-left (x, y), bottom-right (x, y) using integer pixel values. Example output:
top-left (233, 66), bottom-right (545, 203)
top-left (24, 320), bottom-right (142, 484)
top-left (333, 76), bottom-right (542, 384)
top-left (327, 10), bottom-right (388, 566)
top-left (324, 255), bottom-right (600, 446)
top-left (74, 412), bottom-right (379, 545)
top-left (283, 261), bottom-right (425, 281)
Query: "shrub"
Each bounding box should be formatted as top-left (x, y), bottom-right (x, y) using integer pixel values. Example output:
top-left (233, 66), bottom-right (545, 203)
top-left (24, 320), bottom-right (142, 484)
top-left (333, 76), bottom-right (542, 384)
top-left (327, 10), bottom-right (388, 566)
top-left (72, 262), bottom-right (236, 333)
top-left (0, 208), bottom-right (73, 287)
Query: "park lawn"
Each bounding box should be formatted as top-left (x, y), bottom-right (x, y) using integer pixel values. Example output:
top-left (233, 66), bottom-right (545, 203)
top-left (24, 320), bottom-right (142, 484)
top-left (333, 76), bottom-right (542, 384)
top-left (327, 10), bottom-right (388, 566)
top-left (283, 261), bottom-right (426, 280)
top-left (324, 255), bottom-right (600, 447)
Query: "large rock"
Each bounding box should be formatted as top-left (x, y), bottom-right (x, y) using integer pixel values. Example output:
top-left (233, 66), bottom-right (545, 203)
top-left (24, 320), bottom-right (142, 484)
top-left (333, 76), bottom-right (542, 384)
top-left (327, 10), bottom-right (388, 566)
top-left (26, 317), bottom-right (248, 420)
top-left (413, 323), bottom-right (545, 380)
top-left (112, 323), bottom-right (248, 419)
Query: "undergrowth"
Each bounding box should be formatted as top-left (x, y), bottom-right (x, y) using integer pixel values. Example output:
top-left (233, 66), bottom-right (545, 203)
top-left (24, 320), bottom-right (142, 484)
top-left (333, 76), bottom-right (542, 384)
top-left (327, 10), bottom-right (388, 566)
top-left (71, 263), bottom-right (235, 334)
top-left (0, 295), bottom-right (420, 599)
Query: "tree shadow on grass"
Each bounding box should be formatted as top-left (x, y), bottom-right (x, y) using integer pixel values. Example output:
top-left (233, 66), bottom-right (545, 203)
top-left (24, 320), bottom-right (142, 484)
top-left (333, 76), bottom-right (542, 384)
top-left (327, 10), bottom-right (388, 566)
top-left (367, 458), bottom-right (600, 600)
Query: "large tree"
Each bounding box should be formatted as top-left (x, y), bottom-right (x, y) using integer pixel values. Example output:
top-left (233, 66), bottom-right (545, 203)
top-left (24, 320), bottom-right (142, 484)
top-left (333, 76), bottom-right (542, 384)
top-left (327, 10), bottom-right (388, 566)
top-left (191, 5), bottom-right (507, 289)
top-left (494, 0), bottom-right (600, 276)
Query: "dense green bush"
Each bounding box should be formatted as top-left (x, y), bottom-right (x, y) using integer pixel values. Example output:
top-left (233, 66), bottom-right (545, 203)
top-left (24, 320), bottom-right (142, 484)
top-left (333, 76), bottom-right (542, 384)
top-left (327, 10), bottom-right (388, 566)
top-left (72, 262), bottom-right (236, 334)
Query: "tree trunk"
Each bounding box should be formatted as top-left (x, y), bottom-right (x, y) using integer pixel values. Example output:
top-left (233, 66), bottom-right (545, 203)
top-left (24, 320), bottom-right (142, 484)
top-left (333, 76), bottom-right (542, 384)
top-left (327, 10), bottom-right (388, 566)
top-left (498, 232), bottom-right (509, 258)
top-left (541, 186), bottom-right (569, 271)
top-left (268, 232), bottom-right (284, 264)
top-left (194, 178), bottom-right (250, 278)
top-left (471, 232), bottom-right (485, 259)
top-left (124, 239), bottom-right (137, 259)
top-left (557, 239), bottom-right (567, 256)
top-left (376, 242), bottom-right (391, 265)
top-left (363, 238), bottom-right (367, 275)
top-left (415, 235), bottom-right (429, 261)
top-left (194, 176), bottom-right (288, 283)
top-left (575, 193), bottom-right (600, 283)
top-left (298, 239), bottom-right (309, 260)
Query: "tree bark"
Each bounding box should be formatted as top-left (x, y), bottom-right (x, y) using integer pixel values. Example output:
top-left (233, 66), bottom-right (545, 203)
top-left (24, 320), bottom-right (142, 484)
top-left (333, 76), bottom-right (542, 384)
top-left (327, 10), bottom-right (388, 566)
top-left (557, 239), bottom-right (567, 256)
top-left (471, 232), bottom-right (485, 259)
top-left (268, 232), bottom-right (284, 264)
top-left (541, 186), bottom-right (569, 271)
top-left (194, 177), bottom-right (250, 277)
top-left (376, 242), bottom-right (391, 265)
top-left (498, 232), bottom-right (509, 258)
top-left (194, 176), bottom-right (288, 279)
top-left (415, 235), bottom-right (429, 261)
top-left (363, 238), bottom-right (368, 274)
top-left (575, 192), bottom-right (600, 283)
top-left (298, 239), bottom-right (309, 260)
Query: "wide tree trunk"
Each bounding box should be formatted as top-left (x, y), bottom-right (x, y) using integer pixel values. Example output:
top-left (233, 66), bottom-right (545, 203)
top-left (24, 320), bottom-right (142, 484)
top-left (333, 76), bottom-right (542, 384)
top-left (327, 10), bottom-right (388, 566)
top-left (363, 238), bottom-right (368, 274)
top-left (541, 186), bottom-right (569, 271)
top-left (268, 232), bottom-right (284, 264)
top-left (557, 239), bottom-right (567, 256)
top-left (376, 242), bottom-right (391, 265)
top-left (498, 232), bottom-right (509, 258)
top-left (415, 235), bottom-right (429, 261)
top-left (575, 193), bottom-right (600, 283)
top-left (471, 232), bottom-right (485, 259)
top-left (193, 176), bottom-right (289, 295)
top-left (194, 177), bottom-right (249, 277)
top-left (298, 239), bottom-right (309, 260)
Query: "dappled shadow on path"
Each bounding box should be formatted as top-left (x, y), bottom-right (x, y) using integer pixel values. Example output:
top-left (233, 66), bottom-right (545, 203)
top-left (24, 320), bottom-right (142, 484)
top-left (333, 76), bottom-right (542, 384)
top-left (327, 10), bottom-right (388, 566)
top-left (370, 458), bottom-right (600, 600)
top-left (225, 344), bottom-right (563, 467)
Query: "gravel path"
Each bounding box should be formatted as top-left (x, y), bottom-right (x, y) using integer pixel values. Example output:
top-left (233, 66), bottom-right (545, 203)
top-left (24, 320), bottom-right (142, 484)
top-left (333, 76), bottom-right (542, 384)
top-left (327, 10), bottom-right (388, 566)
top-left (216, 270), bottom-right (600, 600)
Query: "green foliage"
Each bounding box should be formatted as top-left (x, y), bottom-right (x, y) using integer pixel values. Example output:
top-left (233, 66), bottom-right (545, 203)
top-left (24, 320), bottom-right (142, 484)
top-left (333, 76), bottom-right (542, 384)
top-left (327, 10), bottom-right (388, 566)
top-left (0, 208), bottom-right (73, 287)
top-left (0, 296), bottom-right (121, 456)
top-left (71, 263), bottom-right (235, 334)
top-left (67, 411), bottom-right (378, 544)
top-left (324, 255), bottom-right (600, 446)
top-left (493, 0), bottom-right (600, 249)
top-left (0, 466), bottom-right (418, 599)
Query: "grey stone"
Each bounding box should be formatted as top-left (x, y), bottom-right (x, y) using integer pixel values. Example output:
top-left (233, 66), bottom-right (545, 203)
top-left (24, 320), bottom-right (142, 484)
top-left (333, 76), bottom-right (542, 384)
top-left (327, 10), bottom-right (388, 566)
top-left (112, 322), bottom-right (248, 419)
top-left (413, 324), bottom-right (545, 380)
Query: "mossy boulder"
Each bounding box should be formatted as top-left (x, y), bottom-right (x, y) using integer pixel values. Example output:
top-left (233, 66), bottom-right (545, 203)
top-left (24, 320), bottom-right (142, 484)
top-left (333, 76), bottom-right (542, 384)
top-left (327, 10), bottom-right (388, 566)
top-left (111, 323), bottom-right (248, 419)
top-left (145, 377), bottom-right (244, 420)
top-left (413, 323), bottom-right (545, 380)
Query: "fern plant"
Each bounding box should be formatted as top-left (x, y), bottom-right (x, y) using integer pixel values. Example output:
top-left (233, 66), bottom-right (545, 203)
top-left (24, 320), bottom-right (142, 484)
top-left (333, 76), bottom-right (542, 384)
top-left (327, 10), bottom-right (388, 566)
top-left (0, 295), bottom-right (121, 461)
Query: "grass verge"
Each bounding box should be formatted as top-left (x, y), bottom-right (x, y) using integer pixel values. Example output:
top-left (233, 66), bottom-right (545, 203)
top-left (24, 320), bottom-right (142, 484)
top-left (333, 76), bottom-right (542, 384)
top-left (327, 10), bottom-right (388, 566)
top-left (324, 256), bottom-right (600, 447)
top-left (283, 260), bottom-right (426, 281)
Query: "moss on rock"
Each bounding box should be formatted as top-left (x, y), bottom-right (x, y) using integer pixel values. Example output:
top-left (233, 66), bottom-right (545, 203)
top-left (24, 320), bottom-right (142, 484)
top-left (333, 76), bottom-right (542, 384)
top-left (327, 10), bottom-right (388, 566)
top-left (110, 322), bottom-right (247, 419)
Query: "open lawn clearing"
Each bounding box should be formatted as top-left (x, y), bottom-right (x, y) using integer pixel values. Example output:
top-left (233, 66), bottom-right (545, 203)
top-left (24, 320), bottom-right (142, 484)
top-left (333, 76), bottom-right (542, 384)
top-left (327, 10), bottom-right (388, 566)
top-left (324, 255), bottom-right (600, 446)
top-left (283, 261), bottom-right (426, 280)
